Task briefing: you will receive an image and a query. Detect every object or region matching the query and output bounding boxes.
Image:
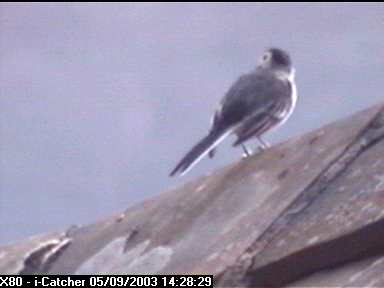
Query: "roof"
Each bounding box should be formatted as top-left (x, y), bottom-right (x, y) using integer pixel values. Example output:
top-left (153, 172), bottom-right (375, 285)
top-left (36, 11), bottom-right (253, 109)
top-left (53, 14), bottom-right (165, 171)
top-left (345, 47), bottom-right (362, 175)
top-left (1, 102), bottom-right (384, 287)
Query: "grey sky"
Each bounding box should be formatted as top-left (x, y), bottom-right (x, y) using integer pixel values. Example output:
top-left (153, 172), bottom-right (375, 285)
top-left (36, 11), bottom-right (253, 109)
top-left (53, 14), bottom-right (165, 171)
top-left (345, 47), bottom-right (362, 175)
top-left (1, 3), bottom-right (384, 244)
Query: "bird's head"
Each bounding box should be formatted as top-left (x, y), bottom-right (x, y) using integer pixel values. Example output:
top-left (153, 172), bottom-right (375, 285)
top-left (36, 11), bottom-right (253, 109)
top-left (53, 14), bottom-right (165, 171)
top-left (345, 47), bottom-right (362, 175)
top-left (257, 48), bottom-right (293, 77)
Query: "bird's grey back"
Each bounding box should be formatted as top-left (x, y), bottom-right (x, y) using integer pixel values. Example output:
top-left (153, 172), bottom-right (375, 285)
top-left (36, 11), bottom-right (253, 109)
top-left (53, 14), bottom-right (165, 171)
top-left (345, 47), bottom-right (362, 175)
top-left (214, 69), bottom-right (292, 131)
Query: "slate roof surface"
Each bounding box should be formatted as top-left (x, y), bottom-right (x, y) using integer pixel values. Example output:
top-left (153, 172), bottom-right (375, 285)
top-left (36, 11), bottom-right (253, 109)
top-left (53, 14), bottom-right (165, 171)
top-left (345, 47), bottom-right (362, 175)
top-left (1, 102), bottom-right (384, 287)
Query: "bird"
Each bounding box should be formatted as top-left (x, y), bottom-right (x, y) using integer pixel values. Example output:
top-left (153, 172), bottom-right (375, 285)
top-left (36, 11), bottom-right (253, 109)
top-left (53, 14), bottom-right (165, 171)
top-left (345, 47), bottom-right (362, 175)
top-left (170, 47), bottom-right (297, 177)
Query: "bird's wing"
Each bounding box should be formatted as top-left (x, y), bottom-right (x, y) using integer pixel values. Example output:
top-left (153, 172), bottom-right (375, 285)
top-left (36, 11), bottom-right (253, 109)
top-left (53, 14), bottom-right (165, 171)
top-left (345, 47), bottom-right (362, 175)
top-left (232, 100), bottom-right (286, 146)
top-left (224, 72), bottom-right (293, 146)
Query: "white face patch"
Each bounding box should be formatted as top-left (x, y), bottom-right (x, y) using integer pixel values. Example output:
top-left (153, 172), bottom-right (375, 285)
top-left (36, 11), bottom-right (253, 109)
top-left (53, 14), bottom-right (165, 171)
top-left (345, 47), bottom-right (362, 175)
top-left (257, 51), bottom-right (272, 68)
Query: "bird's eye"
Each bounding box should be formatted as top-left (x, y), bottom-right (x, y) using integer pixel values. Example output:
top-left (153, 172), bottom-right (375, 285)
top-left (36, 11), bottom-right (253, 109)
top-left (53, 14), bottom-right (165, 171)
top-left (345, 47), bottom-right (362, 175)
top-left (262, 53), bottom-right (270, 61)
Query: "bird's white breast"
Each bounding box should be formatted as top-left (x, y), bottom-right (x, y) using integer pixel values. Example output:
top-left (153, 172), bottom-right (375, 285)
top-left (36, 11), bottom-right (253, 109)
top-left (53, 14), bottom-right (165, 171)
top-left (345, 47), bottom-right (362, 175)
top-left (275, 68), bottom-right (297, 126)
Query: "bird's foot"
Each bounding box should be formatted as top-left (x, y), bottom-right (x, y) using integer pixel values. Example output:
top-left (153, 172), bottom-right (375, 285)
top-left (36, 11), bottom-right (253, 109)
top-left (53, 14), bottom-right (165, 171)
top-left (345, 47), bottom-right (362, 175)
top-left (241, 144), bottom-right (252, 158)
top-left (257, 137), bottom-right (270, 151)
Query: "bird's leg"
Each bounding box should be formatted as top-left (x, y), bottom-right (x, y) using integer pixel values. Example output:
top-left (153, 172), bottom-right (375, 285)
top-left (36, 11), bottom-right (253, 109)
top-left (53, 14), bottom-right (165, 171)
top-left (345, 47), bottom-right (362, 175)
top-left (241, 144), bottom-right (252, 158)
top-left (257, 136), bottom-right (270, 151)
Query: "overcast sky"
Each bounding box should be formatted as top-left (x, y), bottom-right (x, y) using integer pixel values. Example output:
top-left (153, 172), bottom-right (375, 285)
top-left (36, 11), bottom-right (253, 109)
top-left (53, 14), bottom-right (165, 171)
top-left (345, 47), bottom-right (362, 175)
top-left (1, 3), bottom-right (384, 245)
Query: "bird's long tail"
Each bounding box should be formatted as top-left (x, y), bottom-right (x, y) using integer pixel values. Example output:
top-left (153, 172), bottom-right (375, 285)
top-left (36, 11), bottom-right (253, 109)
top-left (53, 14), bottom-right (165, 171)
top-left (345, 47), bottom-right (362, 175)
top-left (170, 129), bottom-right (230, 176)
